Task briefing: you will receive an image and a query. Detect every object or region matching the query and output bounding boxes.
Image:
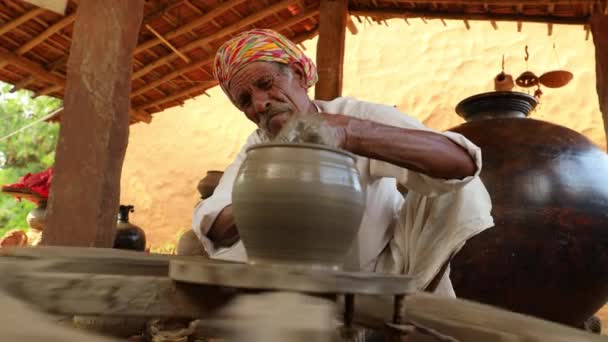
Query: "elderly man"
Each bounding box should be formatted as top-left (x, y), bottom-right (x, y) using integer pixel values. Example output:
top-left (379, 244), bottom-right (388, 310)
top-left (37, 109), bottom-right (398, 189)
top-left (183, 28), bottom-right (493, 296)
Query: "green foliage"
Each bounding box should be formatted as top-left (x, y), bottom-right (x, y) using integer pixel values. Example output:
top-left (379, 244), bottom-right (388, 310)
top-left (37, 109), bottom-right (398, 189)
top-left (0, 81), bottom-right (62, 238)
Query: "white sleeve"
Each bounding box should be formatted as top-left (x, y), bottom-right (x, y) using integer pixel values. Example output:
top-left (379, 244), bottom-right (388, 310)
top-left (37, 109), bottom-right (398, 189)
top-left (191, 131), bottom-right (260, 258)
top-left (348, 100), bottom-right (483, 197)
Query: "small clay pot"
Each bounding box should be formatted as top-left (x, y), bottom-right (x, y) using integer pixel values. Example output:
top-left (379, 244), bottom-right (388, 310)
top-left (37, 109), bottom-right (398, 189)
top-left (232, 143), bottom-right (366, 270)
top-left (26, 202), bottom-right (47, 231)
top-left (494, 72), bottom-right (515, 91)
top-left (197, 170), bottom-right (224, 199)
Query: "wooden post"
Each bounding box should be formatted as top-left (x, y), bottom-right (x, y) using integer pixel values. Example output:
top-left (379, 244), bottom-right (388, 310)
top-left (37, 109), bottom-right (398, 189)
top-left (42, 0), bottom-right (145, 247)
top-left (314, 0), bottom-right (347, 101)
top-left (590, 14), bottom-right (608, 149)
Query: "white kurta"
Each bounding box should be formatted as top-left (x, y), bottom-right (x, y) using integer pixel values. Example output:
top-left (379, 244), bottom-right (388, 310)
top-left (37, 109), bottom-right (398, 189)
top-left (192, 96), bottom-right (494, 296)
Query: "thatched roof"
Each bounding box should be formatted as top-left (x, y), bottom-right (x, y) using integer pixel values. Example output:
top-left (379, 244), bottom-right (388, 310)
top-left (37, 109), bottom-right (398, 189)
top-left (0, 0), bottom-right (603, 124)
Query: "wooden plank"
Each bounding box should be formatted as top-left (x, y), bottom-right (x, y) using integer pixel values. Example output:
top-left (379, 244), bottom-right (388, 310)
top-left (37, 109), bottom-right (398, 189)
top-left (1, 271), bottom-right (232, 318)
top-left (0, 7), bottom-right (45, 36)
top-left (16, 12), bottom-right (76, 55)
top-left (349, 293), bottom-right (608, 341)
top-left (0, 289), bottom-right (119, 342)
top-left (315, 0), bottom-right (347, 101)
top-left (350, 9), bottom-right (591, 25)
top-left (590, 13), bottom-right (608, 149)
top-left (42, 0), bottom-right (145, 247)
top-left (402, 293), bottom-right (608, 342)
top-left (132, 0), bottom-right (299, 80)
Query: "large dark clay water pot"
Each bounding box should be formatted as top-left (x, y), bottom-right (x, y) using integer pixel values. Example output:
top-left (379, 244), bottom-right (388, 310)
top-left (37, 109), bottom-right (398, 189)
top-left (232, 143), bottom-right (366, 270)
top-left (448, 91), bottom-right (608, 328)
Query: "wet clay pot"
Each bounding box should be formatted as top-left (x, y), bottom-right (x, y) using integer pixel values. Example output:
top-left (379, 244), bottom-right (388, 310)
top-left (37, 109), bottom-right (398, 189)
top-left (198, 170), bottom-right (224, 199)
top-left (232, 143), bottom-right (366, 270)
top-left (113, 205), bottom-right (146, 251)
top-left (447, 91), bottom-right (608, 328)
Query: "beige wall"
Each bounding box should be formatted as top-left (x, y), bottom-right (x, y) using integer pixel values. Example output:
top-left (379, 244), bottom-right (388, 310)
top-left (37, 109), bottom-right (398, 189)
top-left (120, 19), bottom-right (603, 250)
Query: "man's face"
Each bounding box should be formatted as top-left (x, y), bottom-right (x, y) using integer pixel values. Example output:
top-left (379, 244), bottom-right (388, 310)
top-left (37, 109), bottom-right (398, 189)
top-left (228, 61), bottom-right (311, 138)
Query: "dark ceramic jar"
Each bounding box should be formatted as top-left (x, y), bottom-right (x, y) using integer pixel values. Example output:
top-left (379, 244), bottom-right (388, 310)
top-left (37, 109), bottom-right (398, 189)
top-left (113, 205), bottom-right (146, 251)
top-left (447, 91), bottom-right (608, 328)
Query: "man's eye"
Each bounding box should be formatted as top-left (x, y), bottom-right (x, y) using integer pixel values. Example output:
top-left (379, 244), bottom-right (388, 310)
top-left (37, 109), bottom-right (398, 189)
top-left (238, 95), bottom-right (251, 109)
top-left (258, 78), bottom-right (272, 89)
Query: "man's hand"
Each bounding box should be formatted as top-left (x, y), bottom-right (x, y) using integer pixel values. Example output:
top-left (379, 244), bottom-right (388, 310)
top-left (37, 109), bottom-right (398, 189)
top-left (272, 112), bottom-right (347, 149)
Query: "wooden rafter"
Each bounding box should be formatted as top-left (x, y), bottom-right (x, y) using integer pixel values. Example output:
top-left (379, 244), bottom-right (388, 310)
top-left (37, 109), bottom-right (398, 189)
top-left (131, 0), bottom-right (299, 80)
top-left (349, 9), bottom-right (593, 25)
top-left (16, 12), bottom-right (76, 55)
top-left (0, 7), bottom-right (45, 36)
top-left (135, 82), bottom-right (216, 111)
top-left (130, 7), bottom-right (319, 99)
top-left (385, 0), bottom-right (598, 4)
top-left (134, 0), bottom-right (247, 55)
top-left (0, 49), bottom-right (65, 86)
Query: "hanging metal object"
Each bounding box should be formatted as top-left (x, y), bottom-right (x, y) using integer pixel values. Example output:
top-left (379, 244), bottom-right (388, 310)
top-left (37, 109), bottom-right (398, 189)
top-left (539, 43), bottom-right (573, 88)
top-left (515, 46), bottom-right (539, 88)
top-left (516, 71), bottom-right (539, 88)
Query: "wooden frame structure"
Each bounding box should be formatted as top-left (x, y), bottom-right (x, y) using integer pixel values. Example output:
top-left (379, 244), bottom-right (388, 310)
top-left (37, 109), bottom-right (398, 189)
top-left (0, 0), bottom-right (606, 247)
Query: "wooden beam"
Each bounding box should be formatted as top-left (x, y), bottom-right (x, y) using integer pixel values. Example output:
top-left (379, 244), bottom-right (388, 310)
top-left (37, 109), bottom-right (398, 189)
top-left (130, 8), bottom-right (319, 98)
top-left (10, 56), bottom-right (64, 92)
top-left (135, 81), bottom-right (217, 111)
top-left (590, 13), bottom-right (608, 149)
top-left (132, 0), bottom-right (299, 80)
top-left (16, 12), bottom-right (76, 55)
top-left (349, 9), bottom-right (591, 25)
top-left (315, 0), bottom-right (347, 101)
top-left (378, 0), bottom-right (598, 4)
top-left (42, 0), bottom-right (145, 247)
top-left (0, 7), bottom-right (45, 36)
top-left (347, 15), bottom-right (358, 34)
top-left (134, 0), bottom-right (247, 55)
top-left (0, 49), bottom-right (66, 86)
top-left (2, 271), bottom-right (232, 318)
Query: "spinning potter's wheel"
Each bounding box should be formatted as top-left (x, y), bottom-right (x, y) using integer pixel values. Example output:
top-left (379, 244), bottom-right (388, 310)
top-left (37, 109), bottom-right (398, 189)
top-left (170, 259), bottom-right (415, 295)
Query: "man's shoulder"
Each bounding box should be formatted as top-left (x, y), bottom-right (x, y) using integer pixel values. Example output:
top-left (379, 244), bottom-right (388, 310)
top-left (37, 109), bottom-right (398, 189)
top-left (314, 96), bottom-right (396, 119)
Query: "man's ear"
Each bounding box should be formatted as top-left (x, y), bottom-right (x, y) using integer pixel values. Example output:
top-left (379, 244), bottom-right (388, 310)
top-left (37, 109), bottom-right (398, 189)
top-left (288, 61), bottom-right (308, 89)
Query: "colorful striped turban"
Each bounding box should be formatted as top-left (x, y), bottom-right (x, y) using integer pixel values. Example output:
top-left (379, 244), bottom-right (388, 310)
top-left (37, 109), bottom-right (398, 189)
top-left (213, 29), bottom-right (318, 105)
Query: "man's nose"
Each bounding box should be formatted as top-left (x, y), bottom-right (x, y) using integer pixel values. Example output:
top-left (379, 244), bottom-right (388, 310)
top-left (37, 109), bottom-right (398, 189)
top-left (252, 91), bottom-right (271, 119)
